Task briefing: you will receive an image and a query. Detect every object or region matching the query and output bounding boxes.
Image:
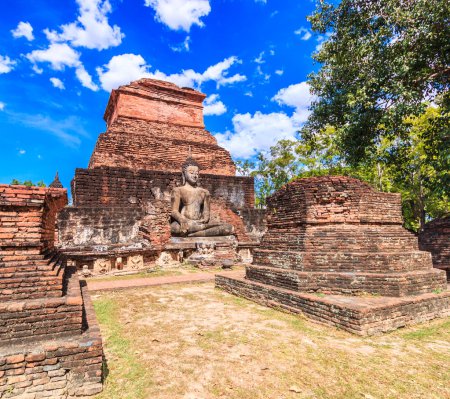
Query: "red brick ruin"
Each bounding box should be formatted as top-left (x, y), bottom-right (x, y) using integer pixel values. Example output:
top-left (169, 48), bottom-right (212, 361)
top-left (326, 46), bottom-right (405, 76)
top-left (58, 79), bottom-right (265, 273)
top-left (217, 176), bottom-right (449, 335)
top-left (0, 185), bottom-right (103, 397)
top-left (419, 215), bottom-right (450, 280)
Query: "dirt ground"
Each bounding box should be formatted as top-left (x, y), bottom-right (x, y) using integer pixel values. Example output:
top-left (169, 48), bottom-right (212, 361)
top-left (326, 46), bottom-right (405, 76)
top-left (91, 282), bottom-right (450, 399)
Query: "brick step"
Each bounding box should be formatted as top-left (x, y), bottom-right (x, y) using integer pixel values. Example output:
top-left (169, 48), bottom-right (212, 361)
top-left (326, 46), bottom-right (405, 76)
top-left (0, 256), bottom-right (66, 279)
top-left (245, 265), bottom-right (447, 297)
top-left (253, 250), bottom-right (433, 273)
top-left (0, 249), bottom-right (61, 267)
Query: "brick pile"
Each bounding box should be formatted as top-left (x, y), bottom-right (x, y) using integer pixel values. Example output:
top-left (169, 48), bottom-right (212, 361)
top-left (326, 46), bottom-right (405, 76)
top-left (216, 176), bottom-right (449, 335)
top-left (419, 215), bottom-right (450, 280)
top-left (0, 185), bottom-right (103, 398)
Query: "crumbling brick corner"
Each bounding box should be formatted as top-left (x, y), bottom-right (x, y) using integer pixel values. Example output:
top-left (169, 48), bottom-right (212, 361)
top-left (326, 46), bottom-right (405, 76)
top-left (0, 185), bottom-right (104, 398)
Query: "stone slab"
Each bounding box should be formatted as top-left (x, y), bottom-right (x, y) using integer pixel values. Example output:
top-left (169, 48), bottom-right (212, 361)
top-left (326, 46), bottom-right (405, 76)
top-left (215, 273), bottom-right (450, 336)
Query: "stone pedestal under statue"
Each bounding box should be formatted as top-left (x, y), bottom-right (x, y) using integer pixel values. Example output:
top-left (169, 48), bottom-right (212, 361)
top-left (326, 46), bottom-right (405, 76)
top-left (216, 176), bottom-right (449, 335)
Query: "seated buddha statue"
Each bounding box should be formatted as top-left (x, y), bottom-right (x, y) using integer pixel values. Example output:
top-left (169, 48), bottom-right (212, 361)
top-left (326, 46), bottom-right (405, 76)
top-left (170, 157), bottom-right (235, 237)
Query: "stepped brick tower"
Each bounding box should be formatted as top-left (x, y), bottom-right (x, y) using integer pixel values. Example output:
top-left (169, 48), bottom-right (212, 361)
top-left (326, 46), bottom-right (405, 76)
top-left (58, 79), bottom-right (265, 273)
top-left (217, 176), bottom-right (449, 335)
top-left (89, 79), bottom-right (236, 175)
top-left (419, 216), bottom-right (450, 280)
top-left (0, 185), bottom-right (103, 397)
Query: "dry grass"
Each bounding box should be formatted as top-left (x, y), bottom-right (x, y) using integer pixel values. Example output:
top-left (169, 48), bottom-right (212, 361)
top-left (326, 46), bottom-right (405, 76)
top-left (92, 283), bottom-right (450, 399)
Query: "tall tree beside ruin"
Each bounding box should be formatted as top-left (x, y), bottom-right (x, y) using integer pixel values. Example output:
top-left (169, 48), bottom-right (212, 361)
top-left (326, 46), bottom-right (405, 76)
top-left (303, 0), bottom-right (450, 167)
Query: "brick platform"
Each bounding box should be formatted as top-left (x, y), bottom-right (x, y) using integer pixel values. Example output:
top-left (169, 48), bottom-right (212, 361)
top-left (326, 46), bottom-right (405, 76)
top-left (0, 185), bottom-right (103, 398)
top-left (419, 216), bottom-right (450, 280)
top-left (216, 176), bottom-right (449, 335)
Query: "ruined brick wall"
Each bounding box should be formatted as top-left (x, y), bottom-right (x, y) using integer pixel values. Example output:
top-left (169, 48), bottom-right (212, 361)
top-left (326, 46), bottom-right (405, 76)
top-left (61, 167), bottom-right (256, 250)
top-left (248, 176), bottom-right (447, 296)
top-left (0, 185), bottom-right (103, 397)
top-left (72, 167), bottom-right (254, 209)
top-left (58, 206), bottom-right (146, 248)
top-left (88, 79), bottom-right (236, 176)
top-left (419, 216), bottom-right (450, 279)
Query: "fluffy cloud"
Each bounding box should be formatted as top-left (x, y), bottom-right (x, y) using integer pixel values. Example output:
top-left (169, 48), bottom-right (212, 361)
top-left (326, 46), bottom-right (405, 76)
top-left (215, 112), bottom-right (298, 158)
top-left (203, 94), bottom-right (226, 116)
top-left (275, 69), bottom-right (284, 76)
top-left (97, 53), bottom-right (246, 91)
top-left (44, 0), bottom-right (123, 50)
top-left (96, 54), bottom-right (150, 92)
top-left (75, 65), bottom-right (99, 91)
top-left (0, 55), bottom-right (16, 74)
top-left (50, 77), bottom-right (65, 89)
top-left (26, 43), bottom-right (81, 70)
top-left (215, 82), bottom-right (316, 158)
top-left (0, 102), bottom-right (5, 111)
top-left (295, 27), bottom-right (312, 41)
top-left (272, 81), bottom-right (315, 123)
top-left (144, 0), bottom-right (211, 32)
top-left (26, 43), bottom-right (98, 91)
top-left (11, 21), bottom-right (34, 41)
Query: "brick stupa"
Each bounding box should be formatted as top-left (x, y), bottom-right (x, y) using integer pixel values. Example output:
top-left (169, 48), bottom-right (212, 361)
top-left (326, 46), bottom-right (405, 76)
top-left (59, 79), bottom-right (264, 273)
top-left (0, 185), bottom-right (103, 397)
top-left (217, 177), bottom-right (449, 335)
top-left (419, 215), bottom-right (450, 280)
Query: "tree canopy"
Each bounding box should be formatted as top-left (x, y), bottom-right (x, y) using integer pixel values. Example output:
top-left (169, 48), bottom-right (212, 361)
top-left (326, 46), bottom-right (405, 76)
top-left (303, 0), bottom-right (450, 166)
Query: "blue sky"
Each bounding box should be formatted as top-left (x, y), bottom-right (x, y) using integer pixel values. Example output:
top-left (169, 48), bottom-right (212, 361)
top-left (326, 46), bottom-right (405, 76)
top-left (0, 0), bottom-right (325, 188)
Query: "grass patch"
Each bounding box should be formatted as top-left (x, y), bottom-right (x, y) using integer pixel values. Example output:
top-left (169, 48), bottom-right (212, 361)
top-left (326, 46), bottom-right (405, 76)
top-left (92, 283), bottom-right (450, 399)
top-left (93, 298), bottom-right (153, 399)
top-left (401, 319), bottom-right (450, 341)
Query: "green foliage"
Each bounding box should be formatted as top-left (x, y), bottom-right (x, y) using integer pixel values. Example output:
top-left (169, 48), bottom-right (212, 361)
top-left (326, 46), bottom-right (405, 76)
top-left (304, 0), bottom-right (450, 165)
top-left (247, 107), bottom-right (448, 231)
top-left (9, 179), bottom-right (47, 187)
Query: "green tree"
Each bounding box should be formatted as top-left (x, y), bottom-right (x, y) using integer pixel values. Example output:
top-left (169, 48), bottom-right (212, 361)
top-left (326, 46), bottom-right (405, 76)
top-left (304, 0), bottom-right (450, 165)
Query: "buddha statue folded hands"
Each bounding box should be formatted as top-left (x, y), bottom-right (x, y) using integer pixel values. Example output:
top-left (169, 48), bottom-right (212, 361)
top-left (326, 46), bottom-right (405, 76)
top-left (170, 157), bottom-right (235, 237)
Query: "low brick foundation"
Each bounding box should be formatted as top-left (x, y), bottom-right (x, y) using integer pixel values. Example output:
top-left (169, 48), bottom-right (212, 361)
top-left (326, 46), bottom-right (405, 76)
top-left (216, 273), bottom-right (450, 335)
top-left (0, 282), bottom-right (103, 398)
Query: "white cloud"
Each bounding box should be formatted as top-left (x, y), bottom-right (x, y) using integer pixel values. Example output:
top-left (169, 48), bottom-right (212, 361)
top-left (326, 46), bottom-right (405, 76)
top-left (315, 32), bottom-right (332, 52)
top-left (215, 112), bottom-right (298, 158)
top-left (295, 27), bottom-right (312, 41)
top-left (27, 43), bottom-right (81, 70)
top-left (254, 51), bottom-right (265, 64)
top-left (275, 69), bottom-right (284, 76)
top-left (10, 112), bottom-right (89, 147)
top-left (75, 65), bottom-right (99, 91)
top-left (203, 94), bottom-right (226, 116)
top-left (0, 55), bottom-right (16, 74)
top-left (0, 102), bottom-right (4, 111)
top-left (96, 54), bottom-right (151, 92)
top-left (18, 149), bottom-right (26, 155)
top-left (215, 82), bottom-right (316, 158)
top-left (50, 77), bottom-right (65, 89)
top-left (144, 0), bottom-right (211, 32)
top-left (27, 43), bottom-right (98, 91)
top-left (171, 35), bottom-right (191, 52)
top-left (11, 21), bottom-right (34, 41)
top-left (272, 81), bottom-right (315, 123)
top-left (44, 0), bottom-right (123, 50)
top-left (97, 53), bottom-right (246, 91)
